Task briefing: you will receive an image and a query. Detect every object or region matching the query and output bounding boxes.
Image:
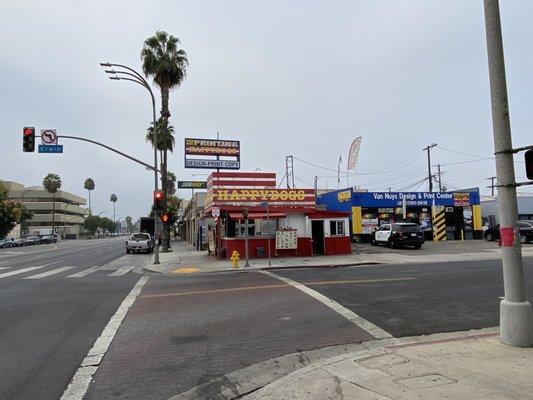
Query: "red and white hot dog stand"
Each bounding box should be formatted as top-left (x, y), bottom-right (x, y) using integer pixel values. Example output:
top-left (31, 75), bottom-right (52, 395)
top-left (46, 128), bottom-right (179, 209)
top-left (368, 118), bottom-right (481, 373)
top-left (204, 171), bottom-right (351, 259)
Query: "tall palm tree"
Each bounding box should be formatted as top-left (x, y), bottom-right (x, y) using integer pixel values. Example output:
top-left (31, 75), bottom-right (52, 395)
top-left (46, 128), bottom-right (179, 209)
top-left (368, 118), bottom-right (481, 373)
top-left (83, 178), bottom-right (95, 215)
top-left (146, 117), bottom-right (176, 163)
top-left (109, 194), bottom-right (118, 225)
top-left (142, 30), bottom-right (188, 252)
top-left (43, 173), bottom-right (62, 235)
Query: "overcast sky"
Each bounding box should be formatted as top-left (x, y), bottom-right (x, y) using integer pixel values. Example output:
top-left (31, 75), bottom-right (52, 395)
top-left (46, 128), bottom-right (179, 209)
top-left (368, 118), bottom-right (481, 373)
top-left (1, 0), bottom-right (532, 219)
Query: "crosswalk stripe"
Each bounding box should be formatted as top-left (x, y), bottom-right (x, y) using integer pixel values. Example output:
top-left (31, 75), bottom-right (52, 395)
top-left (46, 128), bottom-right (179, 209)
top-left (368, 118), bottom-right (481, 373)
top-left (24, 266), bottom-right (75, 280)
top-left (108, 265), bottom-right (135, 276)
top-left (0, 261), bottom-right (61, 279)
top-left (67, 266), bottom-right (101, 278)
top-left (0, 266), bottom-right (44, 279)
top-left (0, 267), bottom-right (10, 270)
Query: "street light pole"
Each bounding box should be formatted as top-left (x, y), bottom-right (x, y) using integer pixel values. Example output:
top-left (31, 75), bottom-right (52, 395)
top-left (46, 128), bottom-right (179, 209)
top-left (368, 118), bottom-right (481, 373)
top-left (100, 62), bottom-right (160, 264)
top-left (483, 0), bottom-right (533, 346)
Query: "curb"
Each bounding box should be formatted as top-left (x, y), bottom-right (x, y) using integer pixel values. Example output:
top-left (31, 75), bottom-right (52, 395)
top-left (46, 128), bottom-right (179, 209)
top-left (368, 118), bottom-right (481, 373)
top-left (167, 327), bottom-right (499, 400)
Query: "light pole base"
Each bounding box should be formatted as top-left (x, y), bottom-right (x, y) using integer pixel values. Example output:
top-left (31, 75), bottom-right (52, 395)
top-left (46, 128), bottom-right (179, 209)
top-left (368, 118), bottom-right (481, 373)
top-left (500, 300), bottom-right (533, 347)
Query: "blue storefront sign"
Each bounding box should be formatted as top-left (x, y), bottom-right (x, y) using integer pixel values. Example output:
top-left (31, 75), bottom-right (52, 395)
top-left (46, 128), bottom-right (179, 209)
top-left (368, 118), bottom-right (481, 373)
top-left (317, 189), bottom-right (480, 211)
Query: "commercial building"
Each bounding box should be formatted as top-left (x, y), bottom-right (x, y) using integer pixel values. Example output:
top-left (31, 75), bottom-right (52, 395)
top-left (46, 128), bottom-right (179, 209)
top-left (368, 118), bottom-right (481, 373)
top-left (204, 171), bottom-right (351, 258)
top-left (182, 192), bottom-right (207, 250)
top-left (317, 188), bottom-right (483, 241)
top-left (481, 193), bottom-right (533, 226)
top-left (2, 180), bottom-right (87, 239)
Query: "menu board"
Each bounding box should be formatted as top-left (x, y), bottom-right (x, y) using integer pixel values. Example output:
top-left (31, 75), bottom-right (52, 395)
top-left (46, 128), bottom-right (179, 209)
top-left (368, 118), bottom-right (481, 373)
top-left (275, 229), bottom-right (297, 250)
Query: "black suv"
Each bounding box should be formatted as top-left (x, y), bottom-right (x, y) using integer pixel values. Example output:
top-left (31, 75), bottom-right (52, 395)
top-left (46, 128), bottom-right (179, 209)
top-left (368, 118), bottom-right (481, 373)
top-left (484, 221), bottom-right (533, 244)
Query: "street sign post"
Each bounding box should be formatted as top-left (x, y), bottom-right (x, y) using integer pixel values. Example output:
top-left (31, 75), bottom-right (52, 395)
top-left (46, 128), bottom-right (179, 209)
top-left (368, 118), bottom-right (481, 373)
top-left (177, 181), bottom-right (207, 189)
top-left (38, 144), bottom-right (63, 153)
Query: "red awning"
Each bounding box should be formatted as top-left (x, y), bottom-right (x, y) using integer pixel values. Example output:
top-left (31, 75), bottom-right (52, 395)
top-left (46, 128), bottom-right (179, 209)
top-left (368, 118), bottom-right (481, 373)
top-left (229, 212), bottom-right (286, 219)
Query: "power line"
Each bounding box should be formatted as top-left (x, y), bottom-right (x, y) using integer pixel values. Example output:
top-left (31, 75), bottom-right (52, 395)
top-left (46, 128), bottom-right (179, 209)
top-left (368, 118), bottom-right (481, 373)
top-left (437, 145), bottom-right (492, 160)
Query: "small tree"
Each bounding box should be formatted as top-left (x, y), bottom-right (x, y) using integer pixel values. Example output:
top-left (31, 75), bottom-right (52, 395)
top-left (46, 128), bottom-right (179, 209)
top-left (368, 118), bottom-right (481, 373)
top-left (0, 182), bottom-right (32, 238)
top-left (43, 173), bottom-right (62, 234)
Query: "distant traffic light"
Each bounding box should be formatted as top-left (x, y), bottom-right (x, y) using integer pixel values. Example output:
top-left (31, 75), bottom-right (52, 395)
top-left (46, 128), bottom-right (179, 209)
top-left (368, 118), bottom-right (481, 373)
top-left (153, 190), bottom-right (164, 210)
top-left (160, 212), bottom-right (170, 224)
top-left (23, 127), bottom-right (35, 152)
top-left (526, 149), bottom-right (533, 180)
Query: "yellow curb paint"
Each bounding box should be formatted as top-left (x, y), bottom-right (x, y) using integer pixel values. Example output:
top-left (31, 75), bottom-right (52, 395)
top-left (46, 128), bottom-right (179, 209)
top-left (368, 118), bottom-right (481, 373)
top-left (172, 267), bottom-right (200, 274)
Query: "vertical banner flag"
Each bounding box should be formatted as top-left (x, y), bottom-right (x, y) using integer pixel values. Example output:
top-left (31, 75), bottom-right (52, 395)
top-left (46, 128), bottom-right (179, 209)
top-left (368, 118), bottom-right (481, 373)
top-left (337, 155), bottom-right (342, 184)
top-left (347, 137), bottom-right (362, 170)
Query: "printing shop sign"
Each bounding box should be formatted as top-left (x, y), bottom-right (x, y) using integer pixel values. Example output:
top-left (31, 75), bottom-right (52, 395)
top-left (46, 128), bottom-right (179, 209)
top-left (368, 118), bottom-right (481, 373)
top-left (184, 138), bottom-right (240, 170)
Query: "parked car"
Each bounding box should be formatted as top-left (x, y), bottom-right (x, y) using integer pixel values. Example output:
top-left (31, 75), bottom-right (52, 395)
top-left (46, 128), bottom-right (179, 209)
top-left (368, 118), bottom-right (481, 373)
top-left (0, 239), bottom-right (14, 249)
top-left (25, 236), bottom-right (42, 245)
top-left (126, 233), bottom-right (154, 254)
top-left (12, 238), bottom-right (27, 247)
top-left (372, 223), bottom-right (425, 249)
top-left (40, 235), bottom-right (57, 244)
top-left (484, 221), bottom-right (533, 244)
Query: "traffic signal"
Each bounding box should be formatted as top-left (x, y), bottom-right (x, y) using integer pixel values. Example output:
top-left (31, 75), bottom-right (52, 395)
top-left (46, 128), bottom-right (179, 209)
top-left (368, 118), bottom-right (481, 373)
top-left (153, 190), bottom-right (164, 210)
top-left (526, 149), bottom-right (533, 180)
top-left (160, 212), bottom-right (170, 224)
top-left (23, 127), bottom-right (35, 152)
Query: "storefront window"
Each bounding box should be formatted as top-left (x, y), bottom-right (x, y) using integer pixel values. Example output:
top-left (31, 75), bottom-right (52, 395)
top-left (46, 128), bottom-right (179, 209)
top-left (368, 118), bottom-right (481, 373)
top-left (330, 220), bottom-right (345, 236)
top-left (235, 220), bottom-right (255, 237)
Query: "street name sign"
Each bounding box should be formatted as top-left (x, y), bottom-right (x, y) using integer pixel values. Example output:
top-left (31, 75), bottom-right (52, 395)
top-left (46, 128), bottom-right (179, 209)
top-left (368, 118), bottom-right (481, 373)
top-left (177, 180), bottom-right (207, 189)
top-left (38, 144), bottom-right (63, 153)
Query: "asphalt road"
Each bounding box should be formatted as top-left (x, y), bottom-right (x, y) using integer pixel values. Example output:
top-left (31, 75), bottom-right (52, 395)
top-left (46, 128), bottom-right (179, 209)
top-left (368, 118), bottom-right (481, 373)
top-left (0, 238), bottom-right (147, 400)
top-left (86, 256), bottom-right (533, 400)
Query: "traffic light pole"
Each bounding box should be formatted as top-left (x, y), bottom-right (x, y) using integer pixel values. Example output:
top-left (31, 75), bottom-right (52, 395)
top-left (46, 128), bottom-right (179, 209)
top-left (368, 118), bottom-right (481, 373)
top-left (484, 0), bottom-right (533, 346)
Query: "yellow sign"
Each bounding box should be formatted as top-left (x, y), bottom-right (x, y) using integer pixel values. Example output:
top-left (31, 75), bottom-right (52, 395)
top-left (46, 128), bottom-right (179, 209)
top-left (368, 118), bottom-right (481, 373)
top-left (337, 190), bottom-right (351, 202)
top-left (214, 189), bottom-right (312, 202)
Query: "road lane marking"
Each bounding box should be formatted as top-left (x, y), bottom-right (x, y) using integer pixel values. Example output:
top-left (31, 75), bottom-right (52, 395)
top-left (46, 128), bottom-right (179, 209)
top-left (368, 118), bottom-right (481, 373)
top-left (24, 266), bottom-right (75, 279)
top-left (260, 270), bottom-right (394, 339)
top-left (140, 277), bottom-right (414, 299)
top-left (0, 267), bottom-right (10, 270)
top-left (67, 266), bottom-right (101, 278)
top-left (60, 276), bottom-right (149, 400)
top-left (0, 261), bottom-right (62, 279)
top-left (0, 260), bottom-right (9, 264)
top-left (108, 265), bottom-right (135, 276)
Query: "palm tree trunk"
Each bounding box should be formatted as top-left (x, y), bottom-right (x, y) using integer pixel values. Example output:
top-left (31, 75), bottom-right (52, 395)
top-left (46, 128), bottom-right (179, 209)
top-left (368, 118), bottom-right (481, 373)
top-left (52, 192), bottom-right (56, 235)
top-left (88, 190), bottom-right (92, 215)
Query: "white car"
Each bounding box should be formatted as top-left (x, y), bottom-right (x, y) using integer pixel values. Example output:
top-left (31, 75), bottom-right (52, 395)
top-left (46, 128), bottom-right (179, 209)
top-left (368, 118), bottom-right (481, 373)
top-left (126, 233), bottom-right (154, 254)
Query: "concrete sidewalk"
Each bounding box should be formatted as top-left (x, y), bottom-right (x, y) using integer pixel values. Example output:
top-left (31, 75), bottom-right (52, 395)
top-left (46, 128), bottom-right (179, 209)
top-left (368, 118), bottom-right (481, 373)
top-left (144, 240), bottom-right (533, 274)
top-left (242, 329), bottom-right (532, 400)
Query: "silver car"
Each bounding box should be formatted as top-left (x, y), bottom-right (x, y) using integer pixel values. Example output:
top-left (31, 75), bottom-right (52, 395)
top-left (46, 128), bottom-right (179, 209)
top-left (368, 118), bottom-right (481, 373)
top-left (126, 233), bottom-right (154, 254)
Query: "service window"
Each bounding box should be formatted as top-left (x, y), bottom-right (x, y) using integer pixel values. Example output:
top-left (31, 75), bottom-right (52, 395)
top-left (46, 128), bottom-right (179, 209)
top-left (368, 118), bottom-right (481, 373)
top-left (329, 220), bottom-right (345, 236)
top-left (235, 220), bottom-right (255, 237)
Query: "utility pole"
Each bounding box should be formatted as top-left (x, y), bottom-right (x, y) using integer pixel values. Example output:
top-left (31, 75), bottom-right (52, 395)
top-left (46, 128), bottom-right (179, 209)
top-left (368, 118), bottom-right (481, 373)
top-left (487, 176), bottom-right (497, 196)
top-left (423, 143), bottom-right (437, 192)
top-left (314, 176), bottom-right (318, 196)
top-left (285, 155), bottom-right (295, 189)
top-left (484, 0), bottom-right (533, 346)
top-left (437, 164), bottom-right (443, 192)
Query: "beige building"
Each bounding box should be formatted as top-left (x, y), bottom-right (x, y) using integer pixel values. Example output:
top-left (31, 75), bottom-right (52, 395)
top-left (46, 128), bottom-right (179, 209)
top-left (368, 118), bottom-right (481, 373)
top-left (2, 180), bottom-right (87, 239)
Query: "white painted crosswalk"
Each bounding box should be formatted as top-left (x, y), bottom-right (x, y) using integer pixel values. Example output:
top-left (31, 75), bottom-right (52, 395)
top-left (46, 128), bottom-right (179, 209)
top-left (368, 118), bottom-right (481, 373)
top-left (23, 266), bottom-right (75, 280)
top-left (0, 263), bottom-right (138, 280)
top-left (67, 266), bottom-right (102, 278)
top-left (108, 265), bottom-right (135, 276)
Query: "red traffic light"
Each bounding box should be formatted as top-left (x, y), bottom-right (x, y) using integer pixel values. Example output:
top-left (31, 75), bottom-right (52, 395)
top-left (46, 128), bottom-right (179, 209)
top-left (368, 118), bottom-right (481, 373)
top-left (22, 126), bottom-right (35, 152)
top-left (160, 213), bottom-right (170, 223)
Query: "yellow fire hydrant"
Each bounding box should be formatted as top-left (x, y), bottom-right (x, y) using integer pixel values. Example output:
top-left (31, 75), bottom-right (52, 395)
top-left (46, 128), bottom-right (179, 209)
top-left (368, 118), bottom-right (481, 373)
top-left (230, 250), bottom-right (240, 268)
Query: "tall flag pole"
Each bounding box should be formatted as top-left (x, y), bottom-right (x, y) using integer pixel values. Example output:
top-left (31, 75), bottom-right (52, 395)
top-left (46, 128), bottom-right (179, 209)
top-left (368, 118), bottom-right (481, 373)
top-left (347, 137), bottom-right (362, 188)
